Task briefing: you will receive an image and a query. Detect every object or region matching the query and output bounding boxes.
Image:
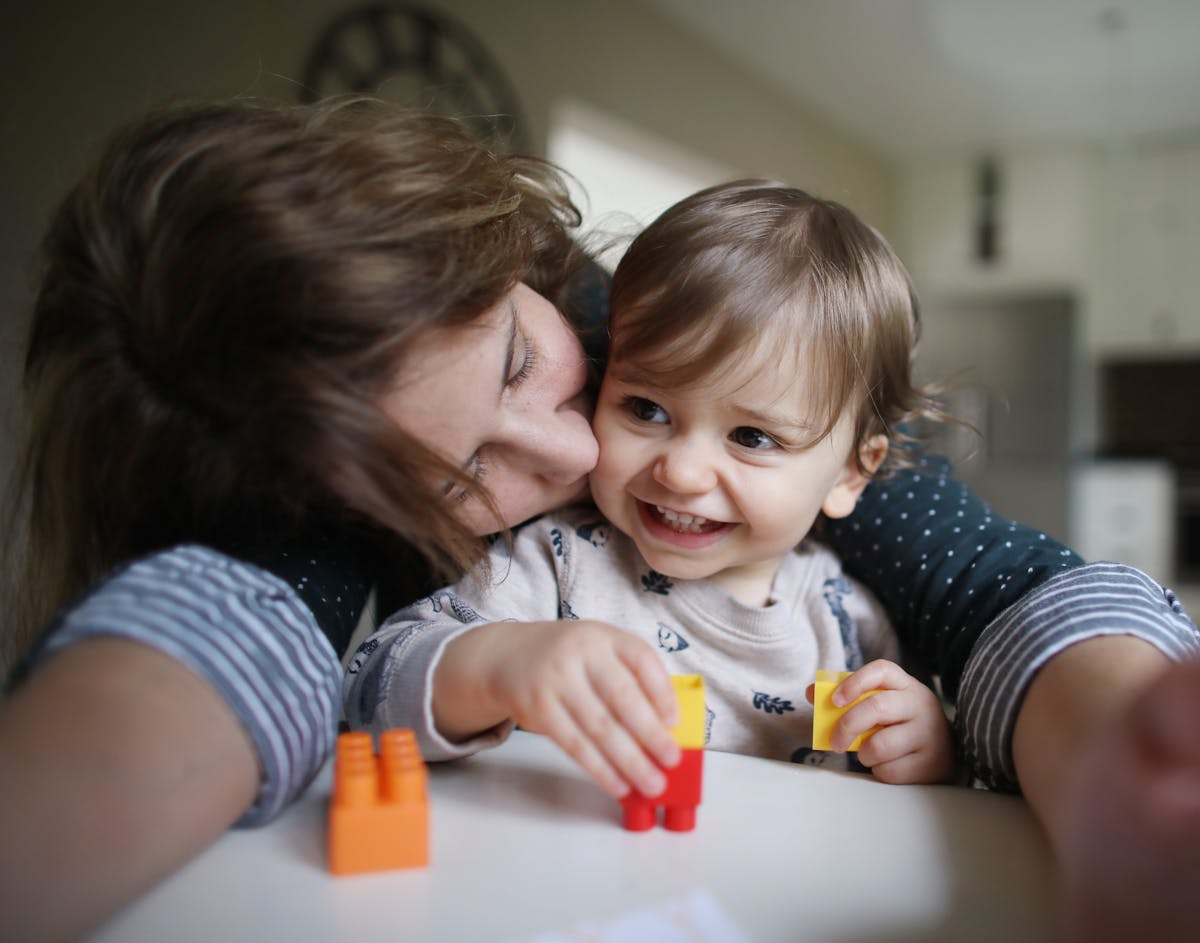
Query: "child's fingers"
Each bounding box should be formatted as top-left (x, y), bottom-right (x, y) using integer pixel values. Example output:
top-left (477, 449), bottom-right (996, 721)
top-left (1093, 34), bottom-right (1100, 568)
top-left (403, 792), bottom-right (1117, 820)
top-left (563, 689), bottom-right (668, 799)
top-left (537, 697), bottom-right (634, 800)
top-left (619, 638), bottom-right (681, 729)
top-left (804, 683), bottom-right (816, 705)
top-left (830, 689), bottom-right (913, 752)
top-left (855, 719), bottom-right (924, 769)
top-left (590, 658), bottom-right (681, 773)
top-left (864, 750), bottom-right (930, 786)
top-left (832, 660), bottom-right (910, 707)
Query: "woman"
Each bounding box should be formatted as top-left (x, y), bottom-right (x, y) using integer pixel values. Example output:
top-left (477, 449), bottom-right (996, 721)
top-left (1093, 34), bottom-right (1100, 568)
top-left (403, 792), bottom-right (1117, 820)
top-left (0, 97), bottom-right (1194, 941)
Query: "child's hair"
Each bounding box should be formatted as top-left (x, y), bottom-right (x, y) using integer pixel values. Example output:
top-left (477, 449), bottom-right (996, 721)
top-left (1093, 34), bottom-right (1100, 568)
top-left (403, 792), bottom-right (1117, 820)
top-left (609, 180), bottom-right (943, 473)
top-left (3, 97), bottom-right (585, 660)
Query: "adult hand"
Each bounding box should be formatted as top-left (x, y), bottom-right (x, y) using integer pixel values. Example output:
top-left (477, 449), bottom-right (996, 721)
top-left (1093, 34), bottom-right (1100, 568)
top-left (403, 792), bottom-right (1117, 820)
top-left (807, 659), bottom-right (956, 785)
top-left (1057, 657), bottom-right (1200, 942)
top-left (436, 619), bottom-right (680, 799)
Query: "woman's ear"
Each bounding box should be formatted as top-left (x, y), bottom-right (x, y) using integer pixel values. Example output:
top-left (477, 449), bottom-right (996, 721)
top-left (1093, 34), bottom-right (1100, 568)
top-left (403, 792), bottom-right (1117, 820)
top-left (821, 434), bottom-right (889, 519)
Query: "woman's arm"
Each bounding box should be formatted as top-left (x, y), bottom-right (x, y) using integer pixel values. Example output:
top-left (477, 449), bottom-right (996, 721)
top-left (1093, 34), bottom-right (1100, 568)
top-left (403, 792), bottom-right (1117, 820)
top-left (1052, 655), bottom-right (1200, 941)
top-left (823, 457), bottom-right (1198, 783)
top-left (0, 545), bottom-right (342, 941)
top-left (0, 638), bottom-right (259, 942)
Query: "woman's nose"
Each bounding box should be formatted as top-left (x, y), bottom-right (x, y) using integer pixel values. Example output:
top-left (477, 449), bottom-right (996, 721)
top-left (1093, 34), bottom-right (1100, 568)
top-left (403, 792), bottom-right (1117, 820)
top-left (652, 439), bottom-right (718, 494)
top-left (509, 406), bottom-right (599, 485)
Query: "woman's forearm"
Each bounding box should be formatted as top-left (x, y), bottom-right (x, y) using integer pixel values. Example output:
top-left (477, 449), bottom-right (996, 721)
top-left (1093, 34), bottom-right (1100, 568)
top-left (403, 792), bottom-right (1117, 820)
top-left (1011, 635), bottom-right (1170, 844)
top-left (0, 638), bottom-right (259, 942)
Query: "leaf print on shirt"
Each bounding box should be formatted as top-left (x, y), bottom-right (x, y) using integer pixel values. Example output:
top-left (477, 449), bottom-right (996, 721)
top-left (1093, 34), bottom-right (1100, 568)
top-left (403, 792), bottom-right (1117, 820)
top-left (657, 622), bottom-right (690, 652)
top-left (822, 576), bottom-right (863, 670)
top-left (428, 592), bottom-right (482, 624)
top-left (346, 637), bottom-right (379, 675)
top-left (575, 521), bottom-right (610, 548)
top-left (550, 528), bottom-right (565, 558)
top-left (559, 599), bottom-right (579, 621)
top-left (641, 570), bottom-right (674, 595)
top-left (752, 691), bottom-right (796, 715)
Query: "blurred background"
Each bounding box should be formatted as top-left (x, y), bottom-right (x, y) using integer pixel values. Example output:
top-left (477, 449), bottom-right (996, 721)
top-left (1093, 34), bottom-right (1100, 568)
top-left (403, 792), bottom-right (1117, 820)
top-left (3, 0), bottom-right (1199, 607)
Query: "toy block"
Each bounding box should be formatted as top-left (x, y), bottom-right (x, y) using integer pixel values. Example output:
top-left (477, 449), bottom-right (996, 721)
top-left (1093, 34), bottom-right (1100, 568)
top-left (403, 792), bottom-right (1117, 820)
top-left (621, 675), bottom-right (706, 832)
top-left (669, 674), bottom-right (706, 749)
top-left (811, 669), bottom-right (881, 752)
top-left (621, 747), bottom-right (704, 832)
top-left (328, 729), bottom-right (428, 875)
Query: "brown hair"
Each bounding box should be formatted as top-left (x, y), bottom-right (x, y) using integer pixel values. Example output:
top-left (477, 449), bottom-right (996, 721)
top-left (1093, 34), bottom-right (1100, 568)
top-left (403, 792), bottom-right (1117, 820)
top-left (3, 97), bottom-right (585, 660)
top-left (609, 179), bottom-right (943, 471)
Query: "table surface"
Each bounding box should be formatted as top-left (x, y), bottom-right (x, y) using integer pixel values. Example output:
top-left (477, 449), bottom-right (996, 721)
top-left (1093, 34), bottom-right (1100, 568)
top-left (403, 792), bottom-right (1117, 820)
top-left (86, 731), bottom-right (1054, 943)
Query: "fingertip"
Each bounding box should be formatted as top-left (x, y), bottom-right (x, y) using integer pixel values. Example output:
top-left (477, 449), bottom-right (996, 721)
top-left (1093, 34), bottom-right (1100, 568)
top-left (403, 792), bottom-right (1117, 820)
top-left (639, 767), bottom-right (667, 799)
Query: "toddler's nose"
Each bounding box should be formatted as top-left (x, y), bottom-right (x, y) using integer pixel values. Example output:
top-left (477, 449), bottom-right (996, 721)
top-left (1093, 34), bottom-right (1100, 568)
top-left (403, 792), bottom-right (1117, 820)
top-left (652, 441), bottom-right (718, 494)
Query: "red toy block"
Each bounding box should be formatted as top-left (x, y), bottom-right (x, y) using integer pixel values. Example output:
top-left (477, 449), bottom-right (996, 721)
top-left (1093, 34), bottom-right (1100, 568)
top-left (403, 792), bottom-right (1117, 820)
top-left (328, 729), bottom-right (429, 875)
top-left (620, 747), bottom-right (704, 832)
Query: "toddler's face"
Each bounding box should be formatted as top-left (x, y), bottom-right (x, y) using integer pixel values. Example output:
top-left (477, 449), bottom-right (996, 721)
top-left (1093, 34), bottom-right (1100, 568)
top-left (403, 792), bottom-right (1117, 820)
top-left (589, 346), bottom-right (872, 603)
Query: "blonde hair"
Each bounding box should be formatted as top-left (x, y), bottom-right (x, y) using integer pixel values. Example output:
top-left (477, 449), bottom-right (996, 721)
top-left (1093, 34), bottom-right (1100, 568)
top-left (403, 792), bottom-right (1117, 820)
top-left (3, 97), bottom-right (585, 663)
top-left (609, 180), bottom-right (943, 473)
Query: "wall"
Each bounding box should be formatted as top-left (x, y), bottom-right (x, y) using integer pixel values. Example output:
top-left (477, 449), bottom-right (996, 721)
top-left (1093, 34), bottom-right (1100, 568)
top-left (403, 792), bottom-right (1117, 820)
top-left (895, 139), bottom-right (1200, 586)
top-left (0, 0), bottom-right (895, 478)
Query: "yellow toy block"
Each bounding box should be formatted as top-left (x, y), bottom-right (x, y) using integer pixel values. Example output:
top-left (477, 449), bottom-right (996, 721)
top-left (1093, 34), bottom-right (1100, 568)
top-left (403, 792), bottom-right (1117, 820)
top-left (328, 729), bottom-right (429, 875)
top-left (812, 670), bottom-right (881, 752)
top-left (669, 675), bottom-right (706, 749)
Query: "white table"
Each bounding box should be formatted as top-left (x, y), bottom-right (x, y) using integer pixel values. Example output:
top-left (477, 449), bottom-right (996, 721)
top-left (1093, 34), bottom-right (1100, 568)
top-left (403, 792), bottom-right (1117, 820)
top-left (87, 731), bottom-right (1054, 942)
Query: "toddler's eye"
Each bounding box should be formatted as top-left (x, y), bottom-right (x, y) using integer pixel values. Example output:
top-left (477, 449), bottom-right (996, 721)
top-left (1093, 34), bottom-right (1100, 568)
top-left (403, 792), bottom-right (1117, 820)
top-left (732, 426), bottom-right (777, 450)
top-left (625, 396), bottom-right (669, 424)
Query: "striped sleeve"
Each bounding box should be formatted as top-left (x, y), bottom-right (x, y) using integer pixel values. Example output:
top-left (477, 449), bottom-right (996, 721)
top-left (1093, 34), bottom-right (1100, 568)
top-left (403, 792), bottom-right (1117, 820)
top-left (958, 562), bottom-right (1200, 791)
top-left (35, 545), bottom-right (341, 826)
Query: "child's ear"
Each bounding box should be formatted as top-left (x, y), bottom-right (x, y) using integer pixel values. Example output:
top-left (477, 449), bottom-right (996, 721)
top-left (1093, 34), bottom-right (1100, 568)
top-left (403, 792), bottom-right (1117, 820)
top-left (821, 434), bottom-right (889, 520)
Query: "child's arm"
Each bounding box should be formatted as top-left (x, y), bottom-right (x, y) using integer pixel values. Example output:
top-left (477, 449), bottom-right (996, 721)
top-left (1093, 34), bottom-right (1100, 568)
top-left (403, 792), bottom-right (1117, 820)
top-left (808, 660), bottom-right (957, 785)
top-left (433, 618), bottom-right (680, 799)
top-left (344, 513), bottom-right (680, 799)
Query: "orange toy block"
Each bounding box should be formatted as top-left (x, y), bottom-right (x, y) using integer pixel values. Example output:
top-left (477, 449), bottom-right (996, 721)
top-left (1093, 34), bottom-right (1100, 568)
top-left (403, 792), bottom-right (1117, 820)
top-left (621, 675), bottom-right (706, 832)
top-left (328, 729), bottom-right (429, 875)
top-left (811, 669), bottom-right (882, 752)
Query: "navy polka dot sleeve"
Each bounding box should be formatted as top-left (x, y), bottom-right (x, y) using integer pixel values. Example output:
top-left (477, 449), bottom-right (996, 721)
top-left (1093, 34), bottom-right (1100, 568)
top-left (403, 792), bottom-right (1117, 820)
top-left (824, 455), bottom-right (1080, 701)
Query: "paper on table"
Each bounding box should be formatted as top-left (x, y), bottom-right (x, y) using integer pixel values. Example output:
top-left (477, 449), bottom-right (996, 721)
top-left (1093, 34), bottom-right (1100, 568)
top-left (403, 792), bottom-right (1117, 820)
top-left (517, 888), bottom-right (753, 943)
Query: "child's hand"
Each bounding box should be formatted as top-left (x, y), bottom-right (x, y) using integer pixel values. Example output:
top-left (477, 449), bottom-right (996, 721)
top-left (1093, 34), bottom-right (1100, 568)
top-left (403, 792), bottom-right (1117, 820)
top-left (806, 659), bottom-right (956, 784)
top-left (437, 620), bottom-right (681, 800)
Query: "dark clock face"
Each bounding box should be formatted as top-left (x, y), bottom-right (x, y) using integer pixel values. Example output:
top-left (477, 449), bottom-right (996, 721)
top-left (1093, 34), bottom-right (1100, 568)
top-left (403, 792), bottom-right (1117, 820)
top-left (301, 3), bottom-right (527, 150)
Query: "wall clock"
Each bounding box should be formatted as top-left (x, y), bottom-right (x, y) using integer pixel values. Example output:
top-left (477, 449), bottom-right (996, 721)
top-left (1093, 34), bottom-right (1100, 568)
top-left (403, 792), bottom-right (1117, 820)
top-left (301, 3), bottom-right (528, 150)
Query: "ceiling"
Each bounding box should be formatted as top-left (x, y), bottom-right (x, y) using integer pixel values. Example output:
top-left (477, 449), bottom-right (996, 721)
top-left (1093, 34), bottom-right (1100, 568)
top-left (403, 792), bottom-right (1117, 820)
top-left (645, 0), bottom-right (1200, 160)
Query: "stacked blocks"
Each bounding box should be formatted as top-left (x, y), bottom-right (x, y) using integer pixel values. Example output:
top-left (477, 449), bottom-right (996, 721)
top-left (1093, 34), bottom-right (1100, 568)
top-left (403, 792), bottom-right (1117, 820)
top-left (328, 729), bottom-right (429, 875)
top-left (811, 669), bottom-right (881, 751)
top-left (621, 674), bottom-right (705, 832)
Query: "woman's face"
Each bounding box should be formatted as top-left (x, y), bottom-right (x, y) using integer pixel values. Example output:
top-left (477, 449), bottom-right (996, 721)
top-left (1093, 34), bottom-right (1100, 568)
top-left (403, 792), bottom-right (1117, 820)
top-left (383, 283), bottom-right (599, 535)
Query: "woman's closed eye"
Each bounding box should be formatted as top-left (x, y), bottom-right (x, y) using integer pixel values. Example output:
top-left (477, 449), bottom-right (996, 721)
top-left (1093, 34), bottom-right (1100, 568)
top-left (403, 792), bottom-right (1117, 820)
top-left (506, 334), bottom-right (537, 389)
top-left (444, 455), bottom-right (489, 504)
top-left (624, 395), bottom-right (669, 424)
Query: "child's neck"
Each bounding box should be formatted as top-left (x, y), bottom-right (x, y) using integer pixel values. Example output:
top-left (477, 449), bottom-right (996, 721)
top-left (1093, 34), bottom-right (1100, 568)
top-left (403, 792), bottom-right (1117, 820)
top-left (707, 557), bottom-right (786, 608)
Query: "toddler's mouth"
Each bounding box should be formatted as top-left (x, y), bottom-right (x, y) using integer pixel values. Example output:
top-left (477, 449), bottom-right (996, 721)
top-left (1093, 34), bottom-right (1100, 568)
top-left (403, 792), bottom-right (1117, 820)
top-left (650, 504), bottom-right (728, 535)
